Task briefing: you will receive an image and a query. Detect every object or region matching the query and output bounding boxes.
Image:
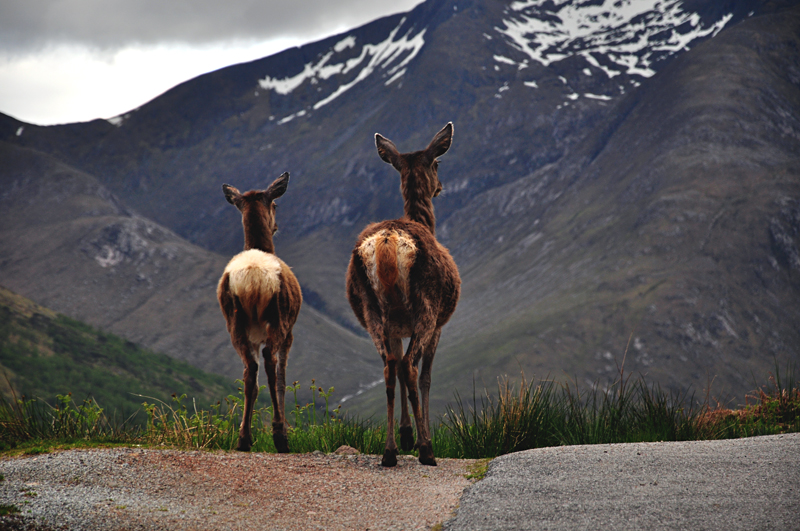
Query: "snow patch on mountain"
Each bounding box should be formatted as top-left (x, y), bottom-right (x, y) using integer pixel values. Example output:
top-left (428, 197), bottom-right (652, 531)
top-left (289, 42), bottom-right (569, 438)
top-left (334, 36), bottom-right (356, 53)
top-left (258, 18), bottom-right (426, 123)
top-left (495, 0), bottom-right (732, 78)
top-left (107, 110), bottom-right (136, 128)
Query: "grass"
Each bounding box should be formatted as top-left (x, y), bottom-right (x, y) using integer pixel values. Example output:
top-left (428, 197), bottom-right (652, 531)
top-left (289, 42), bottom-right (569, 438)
top-left (0, 287), bottom-right (235, 423)
top-left (1, 365), bottom-right (798, 462)
top-left (465, 458), bottom-right (492, 480)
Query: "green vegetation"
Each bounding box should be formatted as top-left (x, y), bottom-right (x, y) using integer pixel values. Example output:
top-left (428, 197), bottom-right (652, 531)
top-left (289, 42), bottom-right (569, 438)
top-left (1, 365), bottom-right (797, 460)
top-left (0, 286), bottom-right (235, 423)
top-left (441, 365), bottom-right (799, 458)
top-left (465, 459), bottom-right (493, 481)
top-left (1, 283), bottom-right (796, 459)
top-left (0, 504), bottom-right (20, 517)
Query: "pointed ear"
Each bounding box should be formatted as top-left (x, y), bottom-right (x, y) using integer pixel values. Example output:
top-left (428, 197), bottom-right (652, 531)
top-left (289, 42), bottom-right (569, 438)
top-left (265, 172), bottom-right (290, 201)
top-left (222, 184), bottom-right (241, 205)
top-left (375, 133), bottom-right (401, 168)
top-left (425, 122), bottom-right (453, 159)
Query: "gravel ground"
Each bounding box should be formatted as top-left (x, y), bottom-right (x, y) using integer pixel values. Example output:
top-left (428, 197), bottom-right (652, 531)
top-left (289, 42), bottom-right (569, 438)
top-left (4, 434), bottom-right (799, 530)
top-left (445, 433), bottom-right (800, 530)
top-left (0, 448), bottom-right (476, 531)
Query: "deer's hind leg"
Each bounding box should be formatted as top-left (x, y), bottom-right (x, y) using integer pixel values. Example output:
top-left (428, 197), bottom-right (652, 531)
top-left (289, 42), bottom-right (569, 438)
top-left (219, 281), bottom-right (258, 451)
top-left (367, 324), bottom-right (401, 467)
top-left (418, 328), bottom-right (441, 452)
top-left (276, 331), bottom-right (293, 452)
top-left (237, 342), bottom-right (259, 452)
top-left (228, 302), bottom-right (259, 451)
top-left (402, 325), bottom-right (437, 466)
top-left (393, 338), bottom-right (414, 452)
top-left (381, 337), bottom-right (402, 467)
top-left (263, 330), bottom-right (292, 453)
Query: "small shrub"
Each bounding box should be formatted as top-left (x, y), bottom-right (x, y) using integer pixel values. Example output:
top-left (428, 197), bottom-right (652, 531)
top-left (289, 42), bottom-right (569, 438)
top-left (0, 504), bottom-right (20, 516)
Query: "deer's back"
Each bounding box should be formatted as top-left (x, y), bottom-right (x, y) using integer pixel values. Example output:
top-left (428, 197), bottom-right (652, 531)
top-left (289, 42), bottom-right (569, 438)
top-left (347, 219), bottom-right (460, 332)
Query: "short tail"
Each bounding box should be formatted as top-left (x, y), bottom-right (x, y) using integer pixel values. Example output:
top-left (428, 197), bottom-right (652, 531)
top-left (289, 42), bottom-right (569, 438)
top-left (358, 229), bottom-right (417, 300)
top-left (229, 266), bottom-right (279, 316)
top-left (375, 232), bottom-right (399, 293)
top-left (223, 250), bottom-right (283, 320)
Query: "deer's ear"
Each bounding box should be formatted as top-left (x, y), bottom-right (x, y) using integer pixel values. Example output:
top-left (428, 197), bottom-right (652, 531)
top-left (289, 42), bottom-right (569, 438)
top-left (375, 134), bottom-right (401, 168)
top-left (222, 184), bottom-right (241, 205)
top-left (425, 122), bottom-right (453, 159)
top-left (265, 172), bottom-right (290, 201)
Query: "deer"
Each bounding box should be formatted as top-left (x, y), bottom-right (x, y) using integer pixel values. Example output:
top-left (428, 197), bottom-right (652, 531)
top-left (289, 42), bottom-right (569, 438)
top-left (217, 172), bottom-right (302, 453)
top-left (346, 122), bottom-right (461, 467)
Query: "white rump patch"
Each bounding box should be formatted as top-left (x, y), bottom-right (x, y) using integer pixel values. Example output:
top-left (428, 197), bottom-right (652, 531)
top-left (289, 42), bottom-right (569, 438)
top-left (222, 249), bottom-right (284, 345)
top-left (359, 229), bottom-right (417, 301)
top-left (224, 249), bottom-right (282, 297)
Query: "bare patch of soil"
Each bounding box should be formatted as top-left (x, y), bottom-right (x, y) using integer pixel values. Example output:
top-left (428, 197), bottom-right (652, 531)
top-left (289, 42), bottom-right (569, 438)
top-left (0, 448), bottom-right (476, 530)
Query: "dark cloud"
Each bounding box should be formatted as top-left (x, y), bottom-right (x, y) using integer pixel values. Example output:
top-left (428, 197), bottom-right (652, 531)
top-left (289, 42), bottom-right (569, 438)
top-left (0, 0), bottom-right (424, 54)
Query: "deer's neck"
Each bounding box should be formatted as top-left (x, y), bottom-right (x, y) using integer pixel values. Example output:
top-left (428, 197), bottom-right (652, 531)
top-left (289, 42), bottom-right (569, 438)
top-left (402, 189), bottom-right (436, 235)
top-left (242, 217), bottom-right (275, 253)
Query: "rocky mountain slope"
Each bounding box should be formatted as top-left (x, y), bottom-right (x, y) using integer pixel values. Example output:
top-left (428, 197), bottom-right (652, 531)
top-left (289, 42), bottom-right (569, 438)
top-left (1, 0), bottom-right (798, 415)
top-left (0, 141), bottom-right (380, 403)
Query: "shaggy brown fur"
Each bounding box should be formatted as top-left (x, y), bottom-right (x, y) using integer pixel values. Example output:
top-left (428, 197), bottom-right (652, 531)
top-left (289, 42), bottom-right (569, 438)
top-left (346, 123), bottom-right (461, 466)
top-left (217, 172), bottom-right (302, 453)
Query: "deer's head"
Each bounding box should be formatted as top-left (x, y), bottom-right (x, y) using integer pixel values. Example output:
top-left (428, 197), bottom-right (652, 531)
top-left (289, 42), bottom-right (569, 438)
top-left (374, 123), bottom-right (453, 232)
top-left (375, 122), bottom-right (453, 201)
top-left (222, 172), bottom-right (290, 252)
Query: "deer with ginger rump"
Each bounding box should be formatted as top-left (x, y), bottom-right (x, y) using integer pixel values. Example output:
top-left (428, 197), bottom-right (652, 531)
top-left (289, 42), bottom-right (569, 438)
top-left (217, 172), bottom-right (302, 452)
top-left (346, 123), bottom-right (461, 466)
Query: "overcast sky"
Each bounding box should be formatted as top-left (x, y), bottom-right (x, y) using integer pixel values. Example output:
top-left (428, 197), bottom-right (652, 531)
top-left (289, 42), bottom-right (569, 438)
top-left (0, 0), bottom-right (424, 125)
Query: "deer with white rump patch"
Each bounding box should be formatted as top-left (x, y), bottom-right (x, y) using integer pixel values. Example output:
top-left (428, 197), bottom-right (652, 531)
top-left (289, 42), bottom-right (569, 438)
top-left (346, 123), bottom-right (461, 466)
top-left (217, 172), bottom-right (302, 452)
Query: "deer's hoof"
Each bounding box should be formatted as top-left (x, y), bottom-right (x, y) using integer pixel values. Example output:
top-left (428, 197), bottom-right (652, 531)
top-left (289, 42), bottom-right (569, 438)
top-left (236, 436), bottom-right (252, 452)
top-left (273, 433), bottom-right (290, 453)
top-left (418, 443), bottom-right (437, 466)
top-left (381, 448), bottom-right (398, 467)
top-left (399, 426), bottom-right (415, 451)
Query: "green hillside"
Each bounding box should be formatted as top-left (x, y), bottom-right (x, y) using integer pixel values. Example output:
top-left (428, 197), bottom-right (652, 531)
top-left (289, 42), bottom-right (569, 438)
top-left (0, 286), bottom-right (235, 422)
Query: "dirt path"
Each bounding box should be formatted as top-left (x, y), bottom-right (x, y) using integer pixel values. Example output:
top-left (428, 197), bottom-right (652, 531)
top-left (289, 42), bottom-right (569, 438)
top-left (0, 448), bottom-right (477, 530)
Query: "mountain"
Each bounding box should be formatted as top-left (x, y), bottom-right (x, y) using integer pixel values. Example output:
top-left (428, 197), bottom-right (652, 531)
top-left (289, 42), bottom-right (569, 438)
top-left (433, 4), bottom-right (800, 405)
top-left (1, 0), bottom-right (798, 416)
top-left (0, 141), bottom-right (380, 405)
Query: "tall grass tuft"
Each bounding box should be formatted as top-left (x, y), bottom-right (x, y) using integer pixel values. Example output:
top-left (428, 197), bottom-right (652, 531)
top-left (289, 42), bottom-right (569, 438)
top-left (440, 363), bottom-right (798, 458)
top-left (556, 376), bottom-right (699, 445)
top-left (696, 362), bottom-right (800, 439)
top-left (0, 385), bottom-right (135, 451)
top-left (140, 392), bottom-right (246, 451)
top-left (441, 375), bottom-right (560, 458)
